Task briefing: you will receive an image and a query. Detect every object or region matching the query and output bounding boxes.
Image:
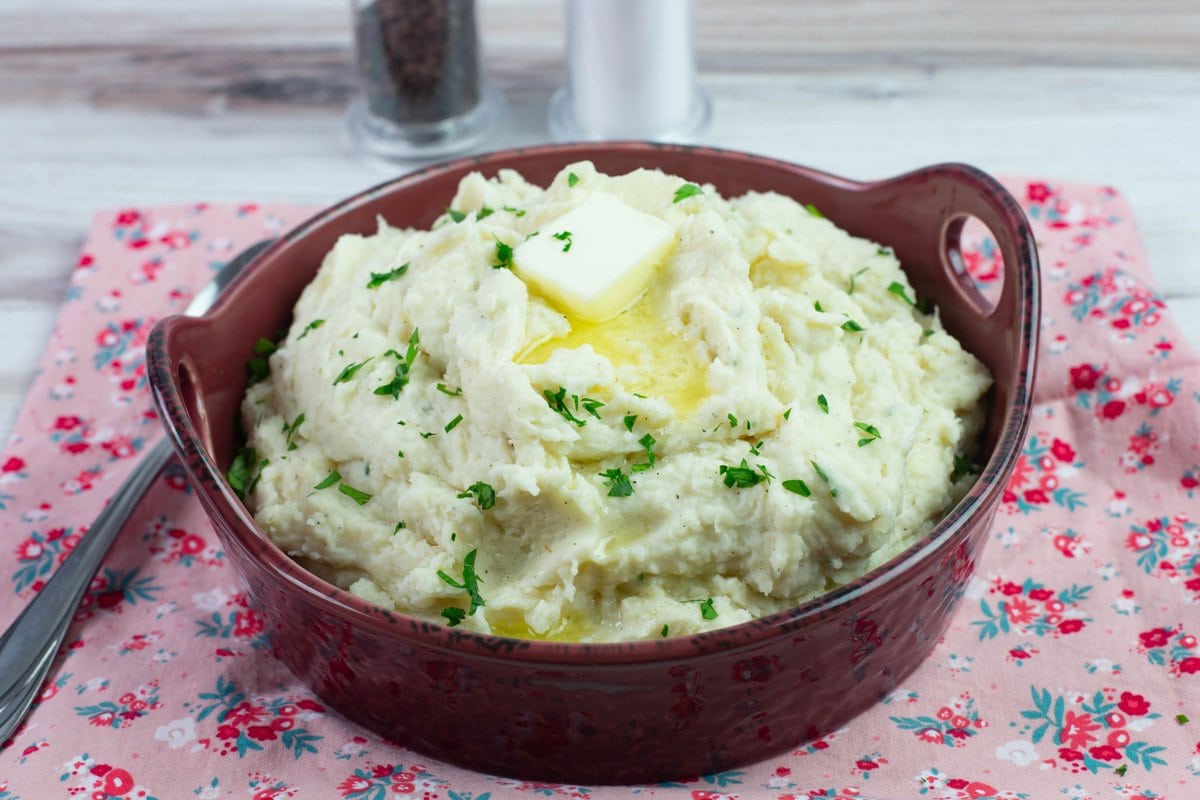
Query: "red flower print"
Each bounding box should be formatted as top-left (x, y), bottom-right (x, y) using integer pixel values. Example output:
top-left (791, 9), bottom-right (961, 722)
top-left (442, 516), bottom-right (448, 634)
top-left (296, 698), bottom-right (324, 712)
top-left (226, 701), bottom-right (267, 727)
top-left (1139, 628), bottom-right (1172, 649)
top-left (1183, 475), bottom-right (1199, 490)
top-left (854, 759), bottom-right (878, 771)
top-left (246, 724), bottom-right (277, 741)
top-left (102, 767), bottom-right (134, 796)
top-left (160, 230), bottom-right (192, 249)
top-left (1089, 744), bottom-right (1122, 761)
top-left (1, 456), bottom-right (24, 472)
top-left (53, 415), bottom-right (84, 431)
top-left (371, 764), bottom-right (394, 777)
top-left (811, 739), bottom-right (829, 750)
top-left (1005, 597), bottom-right (1036, 625)
top-left (936, 706), bottom-right (954, 721)
top-left (1023, 488), bottom-right (1049, 504)
top-left (1058, 747), bottom-right (1084, 761)
top-left (964, 784), bottom-right (999, 799)
top-left (90, 711), bottom-right (116, 727)
top-left (271, 716), bottom-right (295, 732)
top-left (1100, 400), bottom-right (1126, 420)
top-left (115, 210), bottom-right (142, 226)
top-left (1028, 588), bottom-right (1054, 601)
top-left (999, 581), bottom-right (1023, 596)
top-left (1009, 648), bottom-right (1030, 659)
top-left (1106, 711), bottom-right (1126, 727)
top-left (1180, 657), bottom-right (1200, 674)
top-left (1185, 577), bottom-right (1200, 592)
top-left (338, 776), bottom-right (371, 795)
top-left (951, 715), bottom-right (971, 729)
top-left (946, 778), bottom-right (969, 790)
top-left (216, 723), bottom-right (239, 740)
top-left (1060, 710), bottom-right (1100, 749)
top-left (233, 610), bottom-right (264, 638)
top-left (1118, 691), bottom-right (1151, 716)
top-left (1069, 363), bottom-right (1101, 391)
top-left (1058, 619), bottom-right (1084, 634)
top-left (1051, 439), bottom-right (1076, 462)
top-left (1027, 182), bottom-right (1053, 204)
top-left (1107, 729), bottom-right (1131, 748)
top-left (14, 538), bottom-right (43, 561)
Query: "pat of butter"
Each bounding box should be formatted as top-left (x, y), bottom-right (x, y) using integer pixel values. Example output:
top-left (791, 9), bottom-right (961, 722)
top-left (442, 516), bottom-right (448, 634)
top-left (514, 193), bottom-right (675, 322)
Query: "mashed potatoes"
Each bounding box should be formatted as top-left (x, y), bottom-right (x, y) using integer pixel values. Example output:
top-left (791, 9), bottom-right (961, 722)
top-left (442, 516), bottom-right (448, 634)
top-left (239, 162), bottom-right (990, 642)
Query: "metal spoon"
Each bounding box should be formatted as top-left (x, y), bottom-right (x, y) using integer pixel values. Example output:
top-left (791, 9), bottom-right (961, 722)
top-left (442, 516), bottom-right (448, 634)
top-left (0, 238), bottom-right (273, 744)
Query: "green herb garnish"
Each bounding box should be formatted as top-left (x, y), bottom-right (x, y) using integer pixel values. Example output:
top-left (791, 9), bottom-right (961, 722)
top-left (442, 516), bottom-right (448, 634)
top-left (441, 607), bottom-right (467, 626)
top-left (631, 432), bottom-right (657, 473)
top-left (443, 414), bottom-right (464, 432)
top-left (623, 414), bottom-right (638, 432)
top-left (579, 396), bottom-right (605, 419)
top-left (841, 319), bottom-right (865, 332)
top-left (951, 453), bottom-right (979, 482)
top-left (297, 319), bottom-right (325, 340)
top-left (811, 460), bottom-right (837, 497)
top-left (437, 548), bottom-right (485, 615)
top-left (567, 172), bottom-right (580, 187)
top-left (660, 624), bottom-right (669, 637)
top-left (805, 203), bottom-right (824, 218)
top-left (502, 205), bottom-right (526, 217)
top-left (817, 394), bottom-right (829, 414)
top-left (813, 300), bottom-right (824, 312)
top-left (543, 386), bottom-right (587, 426)
top-left (393, 521), bottom-right (406, 533)
top-left (492, 238), bottom-right (514, 270)
top-left (673, 183), bottom-right (703, 203)
top-left (782, 479), bottom-right (811, 497)
top-left (923, 329), bottom-right (936, 338)
top-left (334, 357), bottom-right (373, 385)
top-left (719, 459), bottom-right (770, 488)
top-left (447, 209), bottom-right (467, 223)
top-left (457, 481), bottom-right (496, 510)
top-left (282, 412), bottom-right (305, 451)
top-left (374, 329), bottom-right (420, 399)
top-left (314, 469), bottom-right (341, 490)
top-left (477, 206), bottom-right (494, 220)
top-left (419, 431), bottom-right (436, 439)
top-left (699, 598), bottom-right (717, 620)
top-left (1177, 714), bottom-right (1190, 724)
top-left (887, 281), bottom-right (916, 306)
top-left (600, 467), bottom-right (633, 497)
top-left (783, 408), bottom-right (792, 420)
top-left (366, 262), bottom-right (409, 288)
top-left (853, 421), bottom-right (881, 446)
top-left (227, 446), bottom-right (266, 499)
top-left (876, 246), bottom-right (892, 256)
top-left (552, 230), bottom-right (574, 252)
top-left (847, 267), bottom-right (869, 295)
top-left (338, 483), bottom-right (372, 505)
top-left (436, 383), bottom-right (462, 396)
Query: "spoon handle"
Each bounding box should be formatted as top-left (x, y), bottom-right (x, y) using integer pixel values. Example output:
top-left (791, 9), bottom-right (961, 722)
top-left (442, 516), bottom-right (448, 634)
top-left (0, 437), bottom-right (173, 743)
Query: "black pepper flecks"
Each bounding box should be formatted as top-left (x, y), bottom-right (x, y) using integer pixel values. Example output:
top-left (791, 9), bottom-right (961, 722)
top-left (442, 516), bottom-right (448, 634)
top-left (354, 0), bottom-right (481, 125)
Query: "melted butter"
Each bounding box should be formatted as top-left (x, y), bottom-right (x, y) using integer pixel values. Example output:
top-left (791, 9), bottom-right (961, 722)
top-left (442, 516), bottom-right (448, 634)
top-left (487, 609), bottom-right (593, 642)
top-left (518, 288), bottom-right (709, 419)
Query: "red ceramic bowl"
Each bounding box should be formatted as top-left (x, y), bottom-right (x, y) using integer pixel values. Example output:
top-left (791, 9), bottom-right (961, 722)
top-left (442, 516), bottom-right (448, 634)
top-left (147, 142), bottom-right (1038, 784)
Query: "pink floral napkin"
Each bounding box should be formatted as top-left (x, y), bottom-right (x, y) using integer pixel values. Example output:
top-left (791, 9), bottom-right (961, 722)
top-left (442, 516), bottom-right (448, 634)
top-left (1, 182), bottom-right (1198, 800)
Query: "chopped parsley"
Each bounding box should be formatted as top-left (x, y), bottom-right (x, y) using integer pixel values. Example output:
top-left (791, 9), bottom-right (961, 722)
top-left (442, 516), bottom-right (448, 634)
top-left (748, 440), bottom-right (764, 456)
top-left (297, 319), bottom-right (325, 340)
top-left (817, 394), bottom-right (829, 414)
top-left (282, 412), bottom-right (305, 451)
top-left (783, 407), bottom-right (792, 420)
top-left (477, 206), bottom-right (494, 220)
top-left (419, 431), bottom-right (437, 439)
top-left (719, 459), bottom-right (771, 488)
top-left (853, 421), bottom-right (881, 446)
top-left (436, 383), bottom-right (462, 396)
top-left (951, 453), bottom-right (980, 482)
top-left (437, 548), bottom-right (485, 616)
top-left (841, 318), bottom-right (865, 332)
top-left (246, 338), bottom-right (277, 385)
top-left (805, 203), bottom-right (824, 218)
top-left (887, 281), bottom-right (916, 306)
top-left (552, 230), bottom-right (574, 252)
top-left (374, 329), bottom-right (420, 399)
top-left (847, 267), bottom-right (869, 294)
top-left (457, 481), bottom-right (496, 510)
top-left (227, 446), bottom-right (266, 499)
top-left (443, 414), bottom-right (464, 432)
top-left (623, 414), bottom-right (638, 432)
top-left (699, 598), bottom-right (717, 620)
top-left (923, 329), bottom-right (936, 338)
top-left (314, 469), bottom-right (341, 490)
top-left (813, 300), bottom-right (825, 312)
top-left (441, 607), bottom-right (467, 626)
top-left (393, 521), bottom-right (406, 533)
top-left (631, 432), bottom-right (657, 473)
top-left (600, 467), bottom-right (633, 497)
top-left (492, 238), bottom-right (514, 269)
top-left (782, 479), bottom-right (811, 497)
top-left (366, 262), bottom-right (409, 288)
top-left (673, 183), bottom-right (703, 203)
top-left (446, 208), bottom-right (467, 223)
top-left (660, 624), bottom-right (669, 637)
top-left (334, 356), bottom-right (373, 385)
top-left (567, 172), bottom-right (580, 187)
top-left (502, 205), bottom-right (526, 217)
top-left (543, 386), bottom-right (587, 426)
top-left (876, 246), bottom-right (893, 256)
top-left (727, 413), bottom-right (739, 428)
top-left (811, 460), bottom-right (837, 497)
top-left (338, 482), bottom-right (372, 505)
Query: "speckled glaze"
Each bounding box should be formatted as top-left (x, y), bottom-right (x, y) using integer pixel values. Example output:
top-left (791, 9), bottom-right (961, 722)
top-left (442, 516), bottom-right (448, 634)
top-left (146, 142), bottom-right (1039, 784)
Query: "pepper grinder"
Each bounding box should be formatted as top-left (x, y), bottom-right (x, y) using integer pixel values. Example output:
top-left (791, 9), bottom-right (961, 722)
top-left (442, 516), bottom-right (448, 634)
top-left (548, 0), bottom-right (710, 142)
top-left (347, 0), bottom-right (503, 161)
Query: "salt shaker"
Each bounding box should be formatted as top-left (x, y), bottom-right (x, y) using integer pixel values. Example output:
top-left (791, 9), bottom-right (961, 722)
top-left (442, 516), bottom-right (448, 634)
top-left (347, 0), bottom-right (502, 160)
top-left (548, 0), bottom-right (710, 142)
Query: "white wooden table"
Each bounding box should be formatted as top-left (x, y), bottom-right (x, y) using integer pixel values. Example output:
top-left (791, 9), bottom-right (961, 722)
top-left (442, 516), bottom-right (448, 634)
top-left (2, 0), bottom-right (1198, 444)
